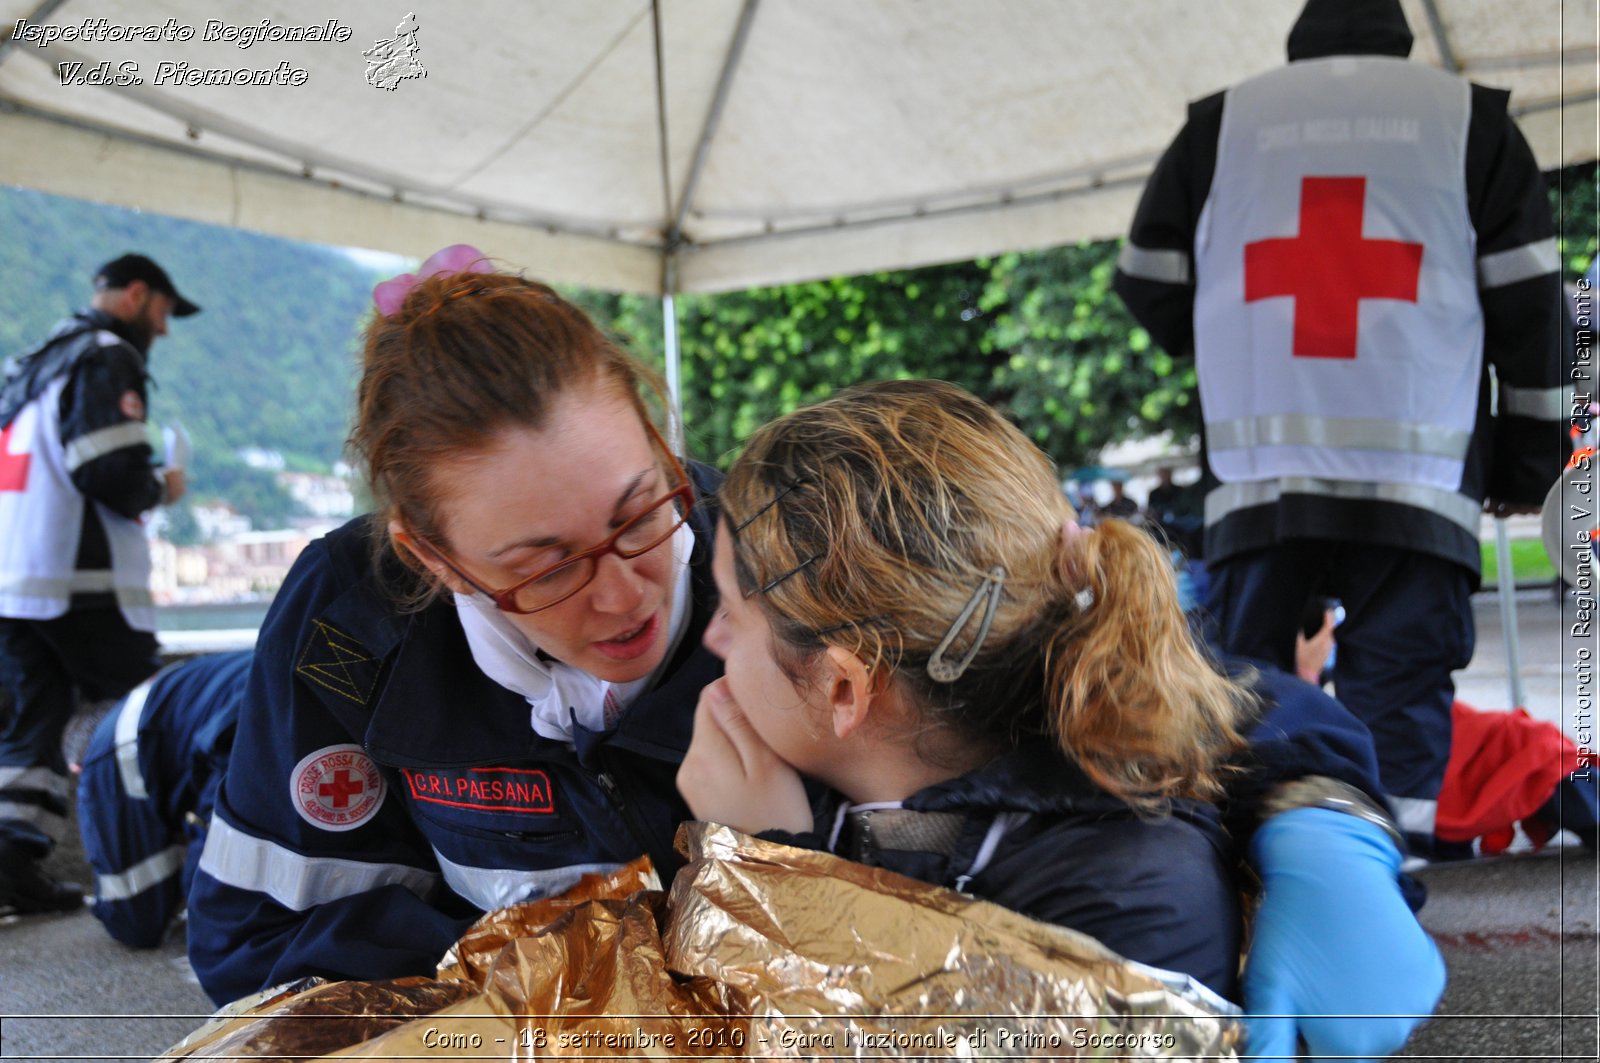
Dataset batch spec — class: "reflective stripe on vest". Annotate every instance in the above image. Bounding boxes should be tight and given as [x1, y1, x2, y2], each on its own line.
[1195, 57, 1480, 493]
[1206, 476, 1482, 534]
[1206, 413, 1471, 460]
[0, 572, 155, 603]
[197, 812, 441, 912]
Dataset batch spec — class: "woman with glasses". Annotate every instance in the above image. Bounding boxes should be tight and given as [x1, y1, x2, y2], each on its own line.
[187, 251, 721, 1005]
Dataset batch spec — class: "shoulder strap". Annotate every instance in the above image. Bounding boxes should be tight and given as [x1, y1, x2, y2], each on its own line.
[0, 322, 101, 426]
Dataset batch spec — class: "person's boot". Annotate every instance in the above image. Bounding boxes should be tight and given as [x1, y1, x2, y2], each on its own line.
[0, 840, 85, 914]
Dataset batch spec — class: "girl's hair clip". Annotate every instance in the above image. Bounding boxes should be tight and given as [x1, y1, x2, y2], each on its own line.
[927, 565, 1007, 683]
[372, 244, 493, 317]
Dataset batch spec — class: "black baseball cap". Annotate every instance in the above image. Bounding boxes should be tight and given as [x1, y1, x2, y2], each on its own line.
[94, 254, 201, 317]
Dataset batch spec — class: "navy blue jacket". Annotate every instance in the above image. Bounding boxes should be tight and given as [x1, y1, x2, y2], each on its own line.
[758, 665, 1382, 1006]
[77, 651, 251, 948]
[768, 744, 1243, 1003]
[1225, 660, 1387, 840]
[186, 470, 723, 1006]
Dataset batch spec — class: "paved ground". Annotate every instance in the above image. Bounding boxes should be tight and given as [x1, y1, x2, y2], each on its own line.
[1, 589, 1596, 1060]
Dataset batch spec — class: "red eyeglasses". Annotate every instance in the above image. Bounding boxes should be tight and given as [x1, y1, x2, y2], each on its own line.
[409, 423, 694, 614]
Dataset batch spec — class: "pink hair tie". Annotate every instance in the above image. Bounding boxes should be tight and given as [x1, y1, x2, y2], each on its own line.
[372, 244, 493, 317]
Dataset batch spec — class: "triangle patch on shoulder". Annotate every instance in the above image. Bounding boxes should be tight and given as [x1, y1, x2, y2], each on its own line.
[296, 620, 380, 707]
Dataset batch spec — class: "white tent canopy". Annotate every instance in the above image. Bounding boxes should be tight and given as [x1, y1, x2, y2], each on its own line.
[1, 0, 1595, 296]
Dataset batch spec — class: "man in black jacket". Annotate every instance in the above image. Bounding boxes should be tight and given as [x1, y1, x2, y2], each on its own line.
[1113, 0, 1567, 851]
[0, 254, 196, 913]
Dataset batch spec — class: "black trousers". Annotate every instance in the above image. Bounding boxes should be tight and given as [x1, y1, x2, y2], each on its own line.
[1206, 542, 1475, 806]
[0, 608, 160, 854]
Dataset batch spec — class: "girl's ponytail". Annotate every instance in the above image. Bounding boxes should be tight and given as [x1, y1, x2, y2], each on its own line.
[1044, 519, 1251, 810]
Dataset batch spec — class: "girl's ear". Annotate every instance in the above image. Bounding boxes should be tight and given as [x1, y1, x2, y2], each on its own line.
[820, 646, 877, 740]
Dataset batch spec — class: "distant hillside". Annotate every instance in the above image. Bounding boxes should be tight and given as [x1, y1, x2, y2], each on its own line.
[0, 185, 402, 526]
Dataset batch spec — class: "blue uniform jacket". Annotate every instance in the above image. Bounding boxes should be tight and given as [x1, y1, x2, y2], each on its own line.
[767, 744, 1244, 1003]
[77, 651, 252, 948]
[757, 664, 1383, 1006]
[187, 469, 723, 1006]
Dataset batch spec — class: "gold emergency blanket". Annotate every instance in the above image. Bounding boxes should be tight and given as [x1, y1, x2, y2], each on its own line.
[160, 823, 1241, 1059]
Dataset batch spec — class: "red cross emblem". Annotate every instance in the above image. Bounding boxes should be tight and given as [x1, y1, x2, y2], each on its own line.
[1244, 176, 1424, 360]
[319, 769, 365, 808]
[0, 422, 31, 492]
[293, 745, 385, 830]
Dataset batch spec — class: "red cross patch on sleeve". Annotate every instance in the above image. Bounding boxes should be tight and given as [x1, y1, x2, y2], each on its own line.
[291, 744, 386, 831]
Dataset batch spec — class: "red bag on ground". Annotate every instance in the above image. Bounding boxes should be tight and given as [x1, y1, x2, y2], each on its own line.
[1435, 700, 1581, 853]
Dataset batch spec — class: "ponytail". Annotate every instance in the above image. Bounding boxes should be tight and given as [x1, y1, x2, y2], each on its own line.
[1043, 519, 1251, 811]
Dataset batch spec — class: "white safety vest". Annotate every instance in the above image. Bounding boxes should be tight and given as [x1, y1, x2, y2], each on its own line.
[0, 332, 157, 630]
[1194, 56, 1480, 493]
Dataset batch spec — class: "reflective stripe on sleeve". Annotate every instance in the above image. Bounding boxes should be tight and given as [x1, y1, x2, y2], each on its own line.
[113, 677, 157, 799]
[0, 765, 70, 798]
[0, 767, 69, 838]
[64, 422, 151, 473]
[431, 848, 623, 913]
[1477, 237, 1559, 289]
[1207, 414, 1471, 460]
[1116, 242, 1192, 285]
[1206, 477, 1482, 534]
[0, 801, 67, 840]
[1499, 383, 1571, 421]
[95, 843, 186, 902]
[197, 813, 442, 912]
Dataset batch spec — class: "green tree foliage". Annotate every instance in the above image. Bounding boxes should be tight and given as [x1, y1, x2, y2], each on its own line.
[571, 264, 995, 464]
[983, 244, 1198, 463]
[581, 249, 1177, 470]
[1553, 162, 1598, 280]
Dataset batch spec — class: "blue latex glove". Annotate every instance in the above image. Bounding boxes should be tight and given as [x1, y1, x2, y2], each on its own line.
[1244, 808, 1446, 1062]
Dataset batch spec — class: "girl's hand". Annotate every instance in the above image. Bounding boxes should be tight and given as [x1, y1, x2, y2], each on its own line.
[677, 678, 813, 834]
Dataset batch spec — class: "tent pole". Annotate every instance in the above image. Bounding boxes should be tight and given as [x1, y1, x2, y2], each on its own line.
[662, 253, 684, 455]
[0, 1, 69, 69]
[1419, 0, 1463, 73]
[1494, 517, 1527, 708]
